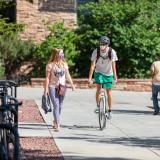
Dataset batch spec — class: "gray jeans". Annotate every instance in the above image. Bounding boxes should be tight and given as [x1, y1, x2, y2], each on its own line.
[152, 83, 160, 113]
[49, 86, 65, 123]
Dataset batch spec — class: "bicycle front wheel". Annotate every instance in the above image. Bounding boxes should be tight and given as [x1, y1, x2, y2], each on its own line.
[98, 97, 106, 130]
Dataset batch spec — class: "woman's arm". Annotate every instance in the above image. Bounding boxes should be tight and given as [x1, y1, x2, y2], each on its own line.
[112, 61, 117, 82]
[65, 68, 75, 91]
[44, 65, 51, 95]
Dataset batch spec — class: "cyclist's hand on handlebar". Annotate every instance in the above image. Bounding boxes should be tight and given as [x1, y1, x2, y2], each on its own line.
[88, 79, 93, 84]
[114, 78, 118, 84]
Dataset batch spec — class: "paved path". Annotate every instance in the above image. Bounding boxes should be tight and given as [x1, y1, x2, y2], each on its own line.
[18, 87, 160, 160]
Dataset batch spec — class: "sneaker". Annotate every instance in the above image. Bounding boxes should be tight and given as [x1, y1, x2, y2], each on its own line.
[94, 107, 99, 113]
[107, 112, 112, 120]
[153, 111, 159, 115]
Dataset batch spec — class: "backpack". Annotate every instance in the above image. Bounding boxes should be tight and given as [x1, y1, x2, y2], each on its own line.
[96, 47, 112, 63]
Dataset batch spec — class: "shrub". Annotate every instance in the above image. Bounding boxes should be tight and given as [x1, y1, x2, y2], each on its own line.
[34, 23, 79, 77]
[0, 33, 35, 78]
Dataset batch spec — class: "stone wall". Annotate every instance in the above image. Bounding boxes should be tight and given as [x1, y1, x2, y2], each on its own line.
[29, 78, 152, 92]
[77, 0, 97, 4]
[16, 0, 77, 42]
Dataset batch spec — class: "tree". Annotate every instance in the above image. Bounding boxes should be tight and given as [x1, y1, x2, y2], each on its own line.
[77, 0, 160, 78]
[0, 17, 35, 78]
[0, 33, 35, 78]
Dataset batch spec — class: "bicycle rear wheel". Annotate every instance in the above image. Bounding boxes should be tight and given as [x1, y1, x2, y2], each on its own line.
[0, 124, 19, 160]
[0, 127, 8, 160]
[98, 97, 106, 130]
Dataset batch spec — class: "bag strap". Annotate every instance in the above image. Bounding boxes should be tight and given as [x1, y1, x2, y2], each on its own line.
[108, 47, 112, 60]
[96, 47, 100, 63]
[96, 47, 112, 63]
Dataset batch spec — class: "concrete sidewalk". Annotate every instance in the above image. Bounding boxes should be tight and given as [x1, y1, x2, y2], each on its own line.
[18, 87, 160, 160]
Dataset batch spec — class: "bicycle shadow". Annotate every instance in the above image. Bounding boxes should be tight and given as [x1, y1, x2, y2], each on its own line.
[60, 124, 100, 131]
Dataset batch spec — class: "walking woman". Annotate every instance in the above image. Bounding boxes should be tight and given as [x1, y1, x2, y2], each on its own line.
[44, 48, 75, 131]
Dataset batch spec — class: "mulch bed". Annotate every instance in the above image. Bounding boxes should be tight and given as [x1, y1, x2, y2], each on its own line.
[20, 137, 64, 160]
[19, 99, 64, 160]
[18, 99, 44, 123]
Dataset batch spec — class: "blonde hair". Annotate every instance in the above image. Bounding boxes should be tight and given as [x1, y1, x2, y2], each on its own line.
[156, 56, 160, 61]
[49, 48, 66, 67]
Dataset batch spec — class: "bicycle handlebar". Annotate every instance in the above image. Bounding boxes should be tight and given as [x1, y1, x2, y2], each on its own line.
[0, 80, 18, 87]
[0, 102, 22, 111]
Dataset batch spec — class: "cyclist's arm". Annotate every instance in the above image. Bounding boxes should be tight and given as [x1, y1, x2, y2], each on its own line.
[112, 61, 117, 82]
[88, 61, 95, 82]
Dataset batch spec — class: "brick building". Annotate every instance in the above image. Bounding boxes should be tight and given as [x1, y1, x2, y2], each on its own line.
[16, 0, 77, 42]
[2, 0, 97, 42]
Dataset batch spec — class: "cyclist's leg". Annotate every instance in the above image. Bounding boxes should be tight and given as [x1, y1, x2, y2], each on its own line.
[106, 88, 113, 119]
[94, 72, 102, 106]
[106, 88, 112, 110]
[96, 84, 102, 106]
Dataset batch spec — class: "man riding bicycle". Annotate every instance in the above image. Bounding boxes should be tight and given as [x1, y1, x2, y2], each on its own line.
[88, 36, 118, 119]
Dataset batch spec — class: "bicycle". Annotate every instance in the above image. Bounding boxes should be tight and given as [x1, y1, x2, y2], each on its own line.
[0, 115, 19, 160]
[93, 81, 113, 130]
[0, 80, 18, 98]
[0, 81, 21, 160]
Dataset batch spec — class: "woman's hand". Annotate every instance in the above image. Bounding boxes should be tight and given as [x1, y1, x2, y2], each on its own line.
[44, 90, 48, 96]
[71, 84, 75, 91]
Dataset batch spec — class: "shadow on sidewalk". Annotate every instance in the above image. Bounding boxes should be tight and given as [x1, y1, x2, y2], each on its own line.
[56, 133, 160, 150]
[19, 123, 53, 130]
[63, 156, 138, 160]
[113, 109, 153, 115]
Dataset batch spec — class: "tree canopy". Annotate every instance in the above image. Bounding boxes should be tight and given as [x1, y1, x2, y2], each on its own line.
[77, 0, 160, 78]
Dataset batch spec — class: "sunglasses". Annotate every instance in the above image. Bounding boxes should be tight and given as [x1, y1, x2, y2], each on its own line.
[100, 43, 107, 46]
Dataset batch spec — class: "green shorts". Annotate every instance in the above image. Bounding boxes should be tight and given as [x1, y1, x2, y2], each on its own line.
[94, 72, 113, 89]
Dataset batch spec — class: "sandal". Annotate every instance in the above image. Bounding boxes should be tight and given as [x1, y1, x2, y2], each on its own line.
[53, 121, 59, 131]
[54, 128, 59, 132]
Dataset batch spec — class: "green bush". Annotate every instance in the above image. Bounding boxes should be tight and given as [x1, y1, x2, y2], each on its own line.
[34, 23, 79, 77]
[0, 32, 35, 78]
[0, 66, 5, 78]
[77, 0, 160, 78]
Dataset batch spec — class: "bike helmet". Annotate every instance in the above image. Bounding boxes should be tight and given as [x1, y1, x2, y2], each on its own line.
[100, 36, 110, 44]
